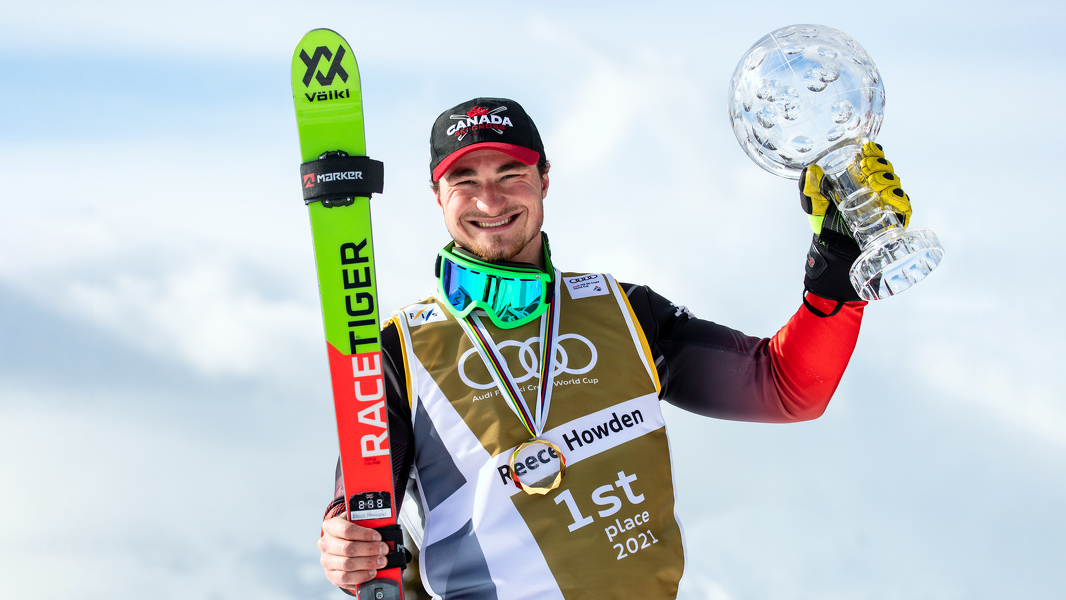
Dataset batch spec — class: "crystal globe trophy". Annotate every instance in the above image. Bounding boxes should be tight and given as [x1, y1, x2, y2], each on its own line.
[728, 24, 944, 301]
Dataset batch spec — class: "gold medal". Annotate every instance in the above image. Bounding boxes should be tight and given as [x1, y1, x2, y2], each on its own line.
[508, 439, 566, 495]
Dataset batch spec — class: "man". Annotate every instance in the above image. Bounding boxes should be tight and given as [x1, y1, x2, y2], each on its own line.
[319, 97, 907, 598]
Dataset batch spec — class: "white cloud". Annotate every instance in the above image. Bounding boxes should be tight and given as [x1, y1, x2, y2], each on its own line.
[0, 141, 323, 380]
[678, 572, 735, 600]
[914, 323, 1066, 446]
[0, 395, 337, 599]
[64, 263, 320, 377]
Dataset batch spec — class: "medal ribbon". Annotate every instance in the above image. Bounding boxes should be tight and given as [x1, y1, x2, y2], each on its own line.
[457, 284, 560, 440]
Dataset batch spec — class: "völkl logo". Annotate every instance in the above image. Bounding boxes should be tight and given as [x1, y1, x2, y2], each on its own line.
[299, 45, 349, 87]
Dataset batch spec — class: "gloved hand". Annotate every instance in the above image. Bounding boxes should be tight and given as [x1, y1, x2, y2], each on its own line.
[799, 141, 911, 303]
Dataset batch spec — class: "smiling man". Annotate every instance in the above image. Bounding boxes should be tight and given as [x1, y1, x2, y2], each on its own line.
[318, 97, 904, 599]
[434, 147, 547, 266]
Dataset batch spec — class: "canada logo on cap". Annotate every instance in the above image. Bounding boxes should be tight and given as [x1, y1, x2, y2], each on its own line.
[446, 105, 515, 141]
[430, 97, 545, 181]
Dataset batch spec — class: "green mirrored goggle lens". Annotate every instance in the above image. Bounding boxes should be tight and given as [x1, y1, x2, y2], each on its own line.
[439, 256, 549, 327]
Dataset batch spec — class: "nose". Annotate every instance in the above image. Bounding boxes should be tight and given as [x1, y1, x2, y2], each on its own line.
[475, 182, 506, 215]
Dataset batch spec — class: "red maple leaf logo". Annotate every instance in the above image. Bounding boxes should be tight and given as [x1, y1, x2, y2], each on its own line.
[467, 106, 489, 118]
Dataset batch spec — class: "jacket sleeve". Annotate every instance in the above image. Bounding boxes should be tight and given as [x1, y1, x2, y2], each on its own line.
[328, 320, 414, 515]
[622, 283, 865, 423]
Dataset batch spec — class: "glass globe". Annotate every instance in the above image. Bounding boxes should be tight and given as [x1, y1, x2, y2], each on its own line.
[727, 24, 944, 301]
[728, 24, 885, 179]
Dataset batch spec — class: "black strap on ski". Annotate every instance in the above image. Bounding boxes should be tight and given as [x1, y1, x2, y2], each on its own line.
[300, 152, 384, 206]
[375, 524, 412, 571]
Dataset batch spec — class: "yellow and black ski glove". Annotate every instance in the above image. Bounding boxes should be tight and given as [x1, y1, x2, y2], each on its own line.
[800, 141, 911, 302]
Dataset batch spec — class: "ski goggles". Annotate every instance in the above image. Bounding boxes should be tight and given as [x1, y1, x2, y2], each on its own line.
[435, 242, 554, 329]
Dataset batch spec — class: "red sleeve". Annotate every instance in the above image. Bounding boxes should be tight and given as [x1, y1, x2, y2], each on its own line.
[767, 293, 865, 420]
[623, 284, 865, 423]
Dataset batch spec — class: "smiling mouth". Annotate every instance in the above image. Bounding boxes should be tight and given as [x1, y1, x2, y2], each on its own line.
[473, 214, 518, 229]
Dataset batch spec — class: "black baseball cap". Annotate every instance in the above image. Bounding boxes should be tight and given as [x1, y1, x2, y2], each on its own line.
[430, 97, 545, 182]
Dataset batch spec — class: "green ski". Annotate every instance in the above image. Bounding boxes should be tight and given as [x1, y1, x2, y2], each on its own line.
[291, 28, 404, 600]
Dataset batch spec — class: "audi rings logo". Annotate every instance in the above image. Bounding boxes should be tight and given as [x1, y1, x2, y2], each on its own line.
[459, 334, 598, 391]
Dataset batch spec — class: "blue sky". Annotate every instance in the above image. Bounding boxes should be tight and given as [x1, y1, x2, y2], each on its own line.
[1, 1, 1064, 598]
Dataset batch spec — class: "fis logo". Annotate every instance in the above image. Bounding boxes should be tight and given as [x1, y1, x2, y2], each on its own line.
[446, 105, 515, 140]
[405, 303, 447, 327]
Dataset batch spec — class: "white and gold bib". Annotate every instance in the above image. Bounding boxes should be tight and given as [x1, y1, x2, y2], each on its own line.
[394, 272, 686, 599]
